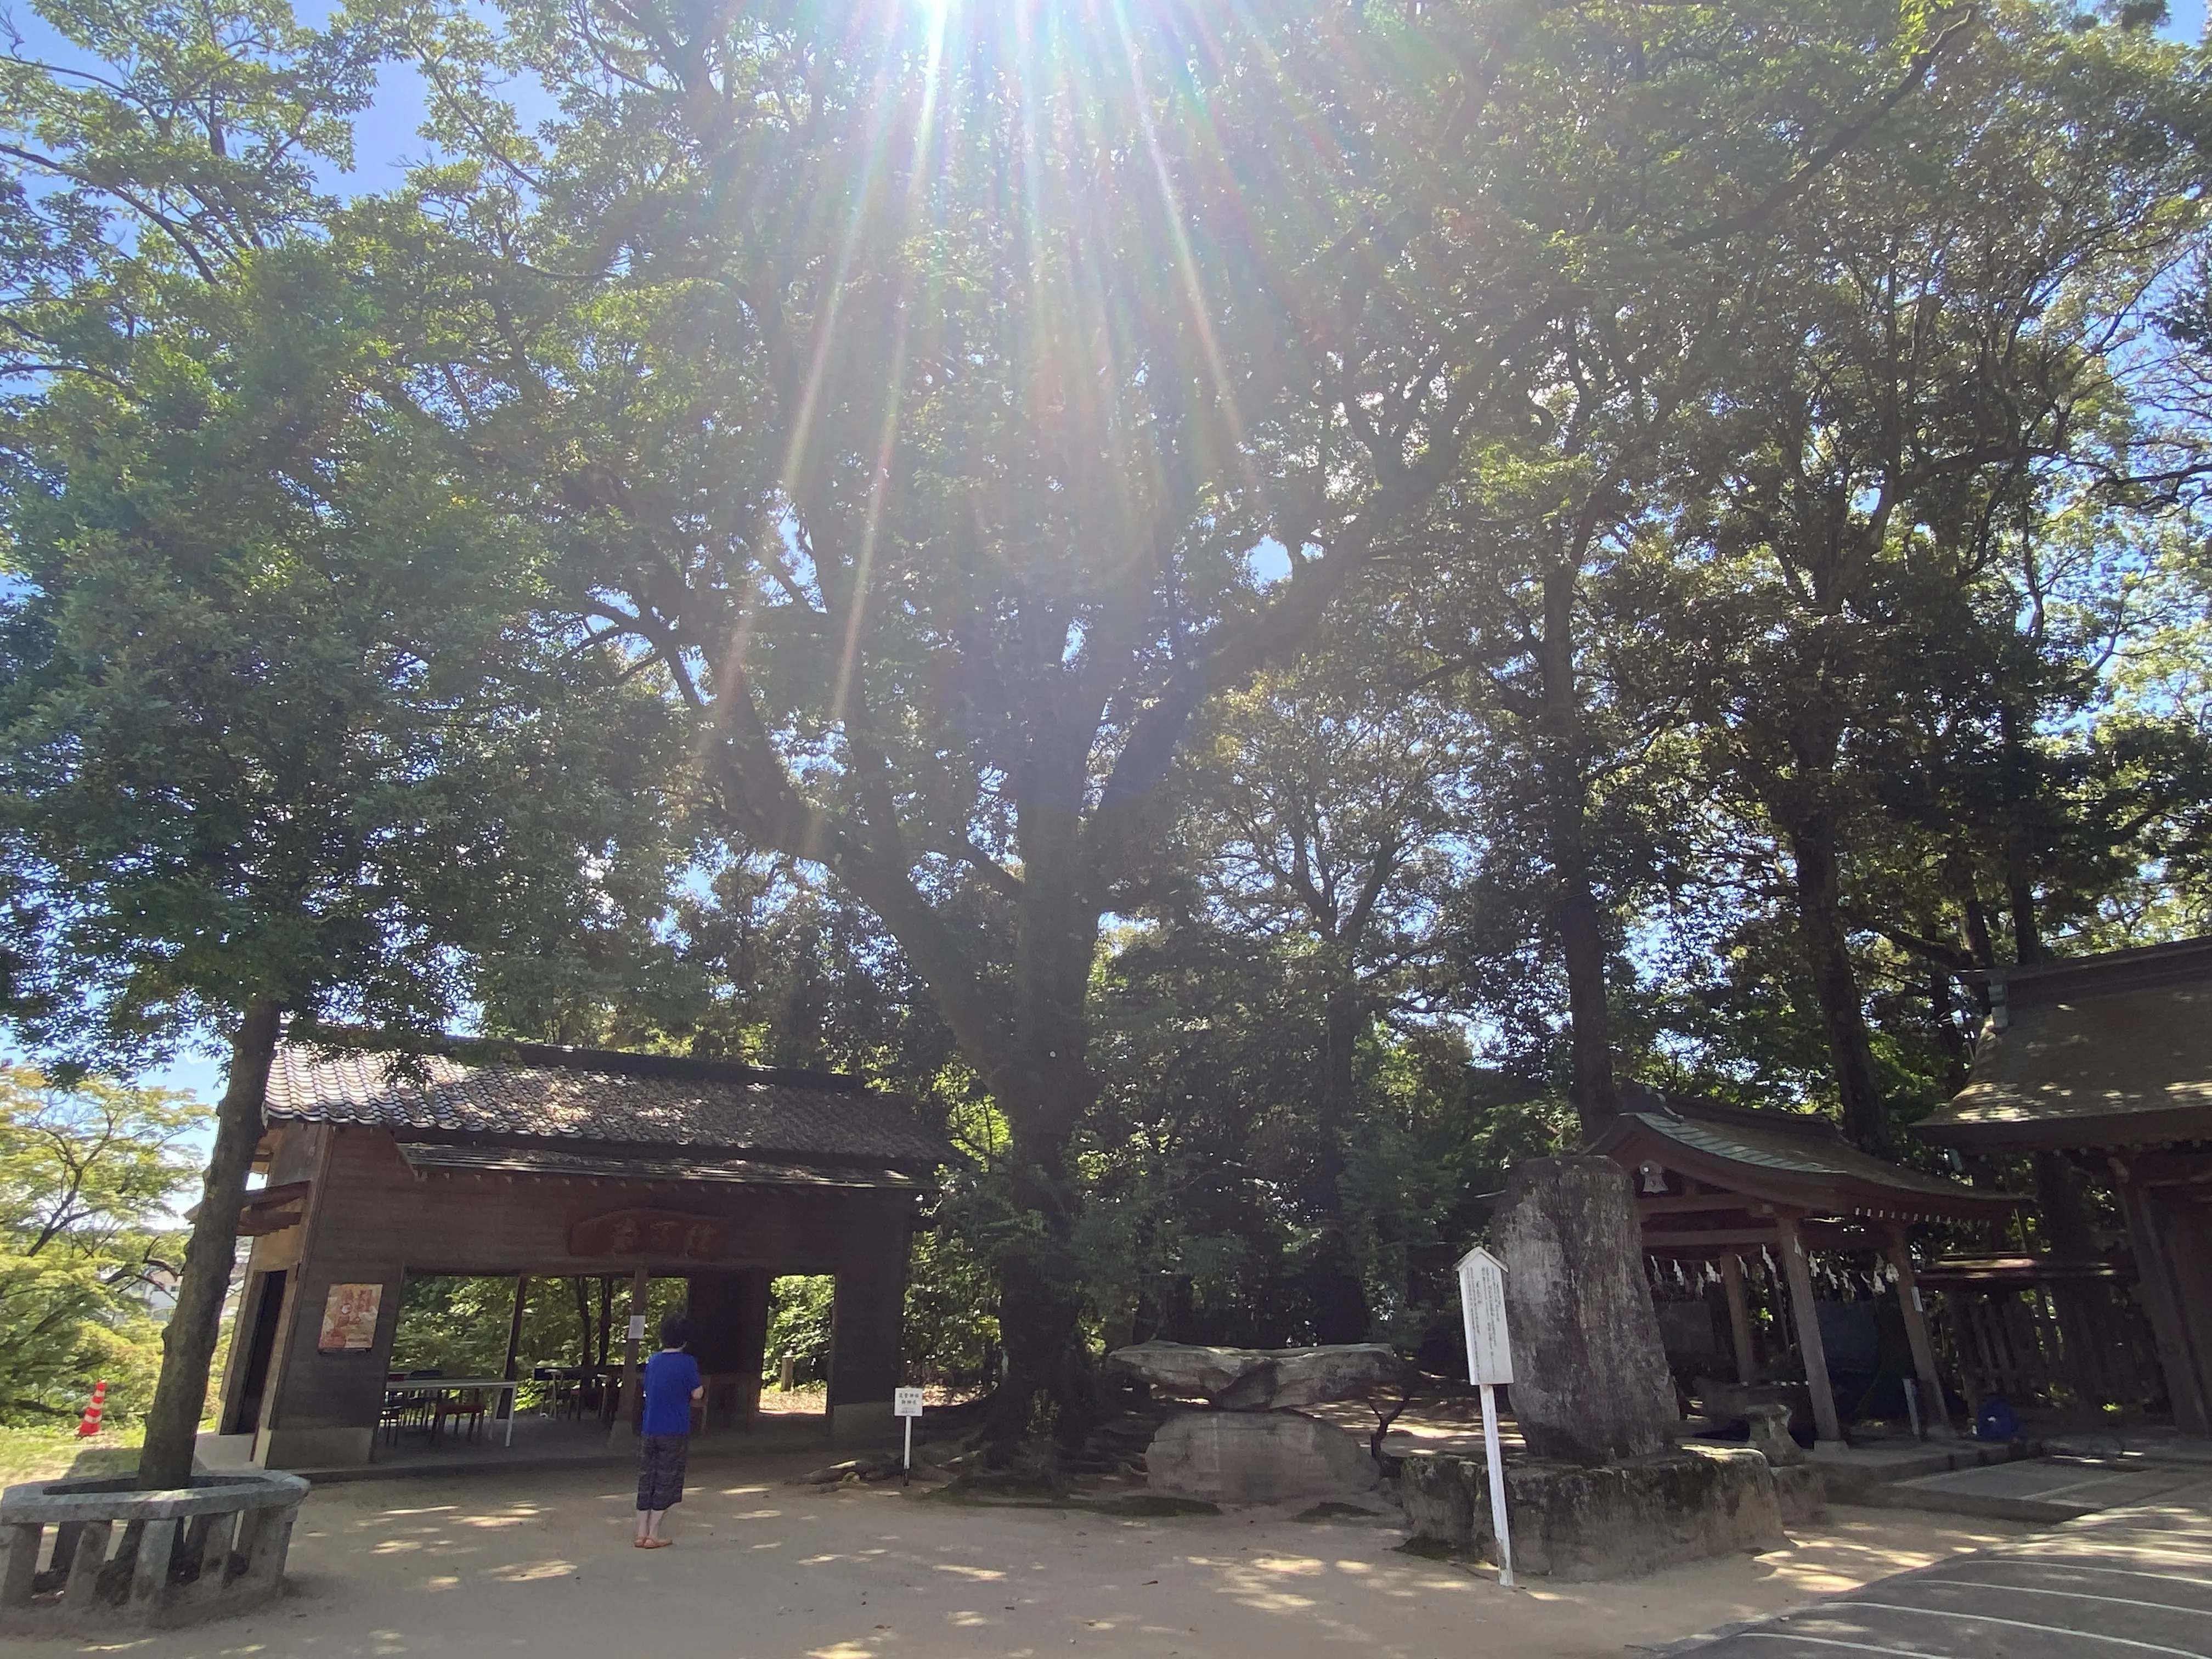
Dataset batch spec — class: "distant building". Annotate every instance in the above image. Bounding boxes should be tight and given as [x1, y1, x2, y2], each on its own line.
[1915, 936, 2212, 1434]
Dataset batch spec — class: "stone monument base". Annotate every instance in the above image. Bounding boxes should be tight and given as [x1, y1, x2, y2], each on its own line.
[1770, 1462, 1827, 1527]
[1399, 1446, 1785, 1579]
[1147, 1410, 1382, 1506]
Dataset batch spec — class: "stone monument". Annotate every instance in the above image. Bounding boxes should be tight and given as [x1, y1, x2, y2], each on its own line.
[1107, 1342, 1407, 1506]
[1400, 1157, 1787, 1577]
[1492, 1155, 1680, 1464]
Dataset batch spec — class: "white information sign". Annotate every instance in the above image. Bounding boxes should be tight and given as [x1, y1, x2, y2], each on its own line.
[627, 1314, 647, 1341]
[894, 1386, 924, 1477]
[1453, 1244, 1518, 1589]
[1455, 1246, 1513, 1385]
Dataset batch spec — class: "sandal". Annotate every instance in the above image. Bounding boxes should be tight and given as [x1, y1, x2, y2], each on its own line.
[635, 1537, 673, 1549]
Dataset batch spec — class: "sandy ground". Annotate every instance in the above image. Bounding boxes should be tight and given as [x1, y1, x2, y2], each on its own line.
[17, 1450, 2024, 1659]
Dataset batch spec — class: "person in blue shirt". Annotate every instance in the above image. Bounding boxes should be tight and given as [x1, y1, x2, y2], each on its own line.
[635, 1313, 703, 1548]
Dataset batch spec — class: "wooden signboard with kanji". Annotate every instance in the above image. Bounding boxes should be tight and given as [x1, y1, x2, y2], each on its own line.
[568, 1209, 730, 1261]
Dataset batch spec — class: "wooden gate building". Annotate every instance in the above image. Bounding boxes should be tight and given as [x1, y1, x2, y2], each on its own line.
[217, 1037, 948, 1469]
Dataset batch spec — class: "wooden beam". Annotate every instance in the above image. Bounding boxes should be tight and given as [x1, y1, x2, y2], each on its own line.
[1719, 1251, 1758, 1385]
[1643, 1227, 1782, 1249]
[1776, 1211, 1843, 1447]
[1637, 1194, 1759, 1216]
[1885, 1226, 1953, 1440]
[1645, 1221, 1878, 1254]
[2125, 1148, 2212, 1188]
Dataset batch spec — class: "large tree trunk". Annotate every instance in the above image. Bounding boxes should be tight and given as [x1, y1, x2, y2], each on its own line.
[1555, 879, 1618, 1140]
[138, 997, 282, 1490]
[984, 1051, 1096, 1452]
[1787, 820, 1891, 1156]
[983, 785, 1106, 1452]
[1537, 558, 1618, 1141]
[1308, 973, 1373, 1344]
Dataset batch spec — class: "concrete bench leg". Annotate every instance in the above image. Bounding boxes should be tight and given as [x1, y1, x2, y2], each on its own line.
[129, 1516, 178, 1609]
[1, 1522, 40, 1610]
[180, 1511, 234, 1602]
[236, 1502, 296, 1593]
[48, 1519, 83, 1578]
[61, 1519, 111, 1608]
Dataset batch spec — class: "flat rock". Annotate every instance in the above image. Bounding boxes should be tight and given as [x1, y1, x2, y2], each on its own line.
[1106, 1341, 1409, 1409]
[1146, 1410, 1383, 1506]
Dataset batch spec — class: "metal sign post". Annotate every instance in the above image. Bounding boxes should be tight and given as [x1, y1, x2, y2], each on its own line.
[1454, 1245, 1516, 1588]
[894, 1386, 924, 1483]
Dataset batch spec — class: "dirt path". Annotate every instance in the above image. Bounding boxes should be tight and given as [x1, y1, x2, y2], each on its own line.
[15, 1454, 2023, 1658]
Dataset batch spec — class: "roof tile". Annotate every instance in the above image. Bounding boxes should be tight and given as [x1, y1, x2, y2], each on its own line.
[266, 1041, 950, 1169]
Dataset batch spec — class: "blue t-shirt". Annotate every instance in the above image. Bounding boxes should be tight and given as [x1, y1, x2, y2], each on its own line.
[640, 1350, 702, 1437]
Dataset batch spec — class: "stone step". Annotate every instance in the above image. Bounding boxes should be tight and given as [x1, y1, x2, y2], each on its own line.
[1801, 1436, 2034, 1504]
[1858, 1455, 2212, 1524]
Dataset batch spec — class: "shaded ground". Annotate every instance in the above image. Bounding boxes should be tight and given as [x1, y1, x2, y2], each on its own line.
[0, 1422, 143, 1488]
[9, 1446, 2022, 1659]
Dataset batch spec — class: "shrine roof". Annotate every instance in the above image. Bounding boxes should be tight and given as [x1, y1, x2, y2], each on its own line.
[266, 1034, 952, 1173]
[1592, 1097, 2021, 1224]
[1914, 936, 2212, 1152]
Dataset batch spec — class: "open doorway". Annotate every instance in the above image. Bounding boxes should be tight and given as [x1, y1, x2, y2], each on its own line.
[222, 1269, 287, 1436]
[762, 1274, 833, 1419]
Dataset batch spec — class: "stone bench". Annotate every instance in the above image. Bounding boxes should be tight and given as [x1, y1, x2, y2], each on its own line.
[0, 1470, 309, 1635]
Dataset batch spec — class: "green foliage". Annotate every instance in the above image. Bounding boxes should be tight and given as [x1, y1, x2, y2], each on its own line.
[390, 1273, 690, 1396]
[0, 223, 687, 1057]
[388, 1277, 524, 1381]
[764, 1276, 833, 1387]
[905, 1229, 999, 1388]
[0, 1068, 201, 1423]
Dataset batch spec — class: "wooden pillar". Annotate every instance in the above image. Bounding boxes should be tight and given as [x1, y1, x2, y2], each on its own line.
[500, 1276, 529, 1426]
[824, 1199, 913, 1443]
[1719, 1252, 1758, 1385]
[1775, 1211, 1843, 1448]
[684, 1269, 771, 1431]
[1884, 1225, 1953, 1438]
[607, 1265, 648, 1448]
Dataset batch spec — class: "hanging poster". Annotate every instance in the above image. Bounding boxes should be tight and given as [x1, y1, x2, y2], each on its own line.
[318, 1282, 383, 1352]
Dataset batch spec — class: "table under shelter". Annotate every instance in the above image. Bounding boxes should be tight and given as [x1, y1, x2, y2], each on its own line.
[214, 1034, 949, 1470]
[1914, 935, 2212, 1434]
[1590, 1094, 2023, 1447]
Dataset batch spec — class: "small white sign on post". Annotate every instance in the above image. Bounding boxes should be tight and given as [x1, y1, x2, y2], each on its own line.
[894, 1386, 924, 1476]
[1454, 1246, 1517, 1589]
[627, 1314, 647, 1341]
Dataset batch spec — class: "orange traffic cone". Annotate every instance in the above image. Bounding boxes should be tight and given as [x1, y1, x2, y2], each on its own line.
[75, 1379, 107, 1438]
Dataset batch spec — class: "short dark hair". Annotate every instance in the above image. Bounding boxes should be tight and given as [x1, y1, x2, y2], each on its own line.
[659, 1312, 693, 1350]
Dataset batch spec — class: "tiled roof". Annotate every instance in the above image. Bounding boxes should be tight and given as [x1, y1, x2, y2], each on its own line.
[266, 1038, 951, 1170]
[1624, 1111, 1991, 1201]
[1592, 1097, 2021, 1222]
[393, 1142, 921, 1190]
[1916, 971, 2212, 1149]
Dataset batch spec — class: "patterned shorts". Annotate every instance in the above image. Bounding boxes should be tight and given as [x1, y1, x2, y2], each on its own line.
[637, 1434, 690, 1511]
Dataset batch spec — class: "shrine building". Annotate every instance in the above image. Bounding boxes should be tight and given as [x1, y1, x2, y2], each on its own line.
[215, 1036, 947, 1469]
